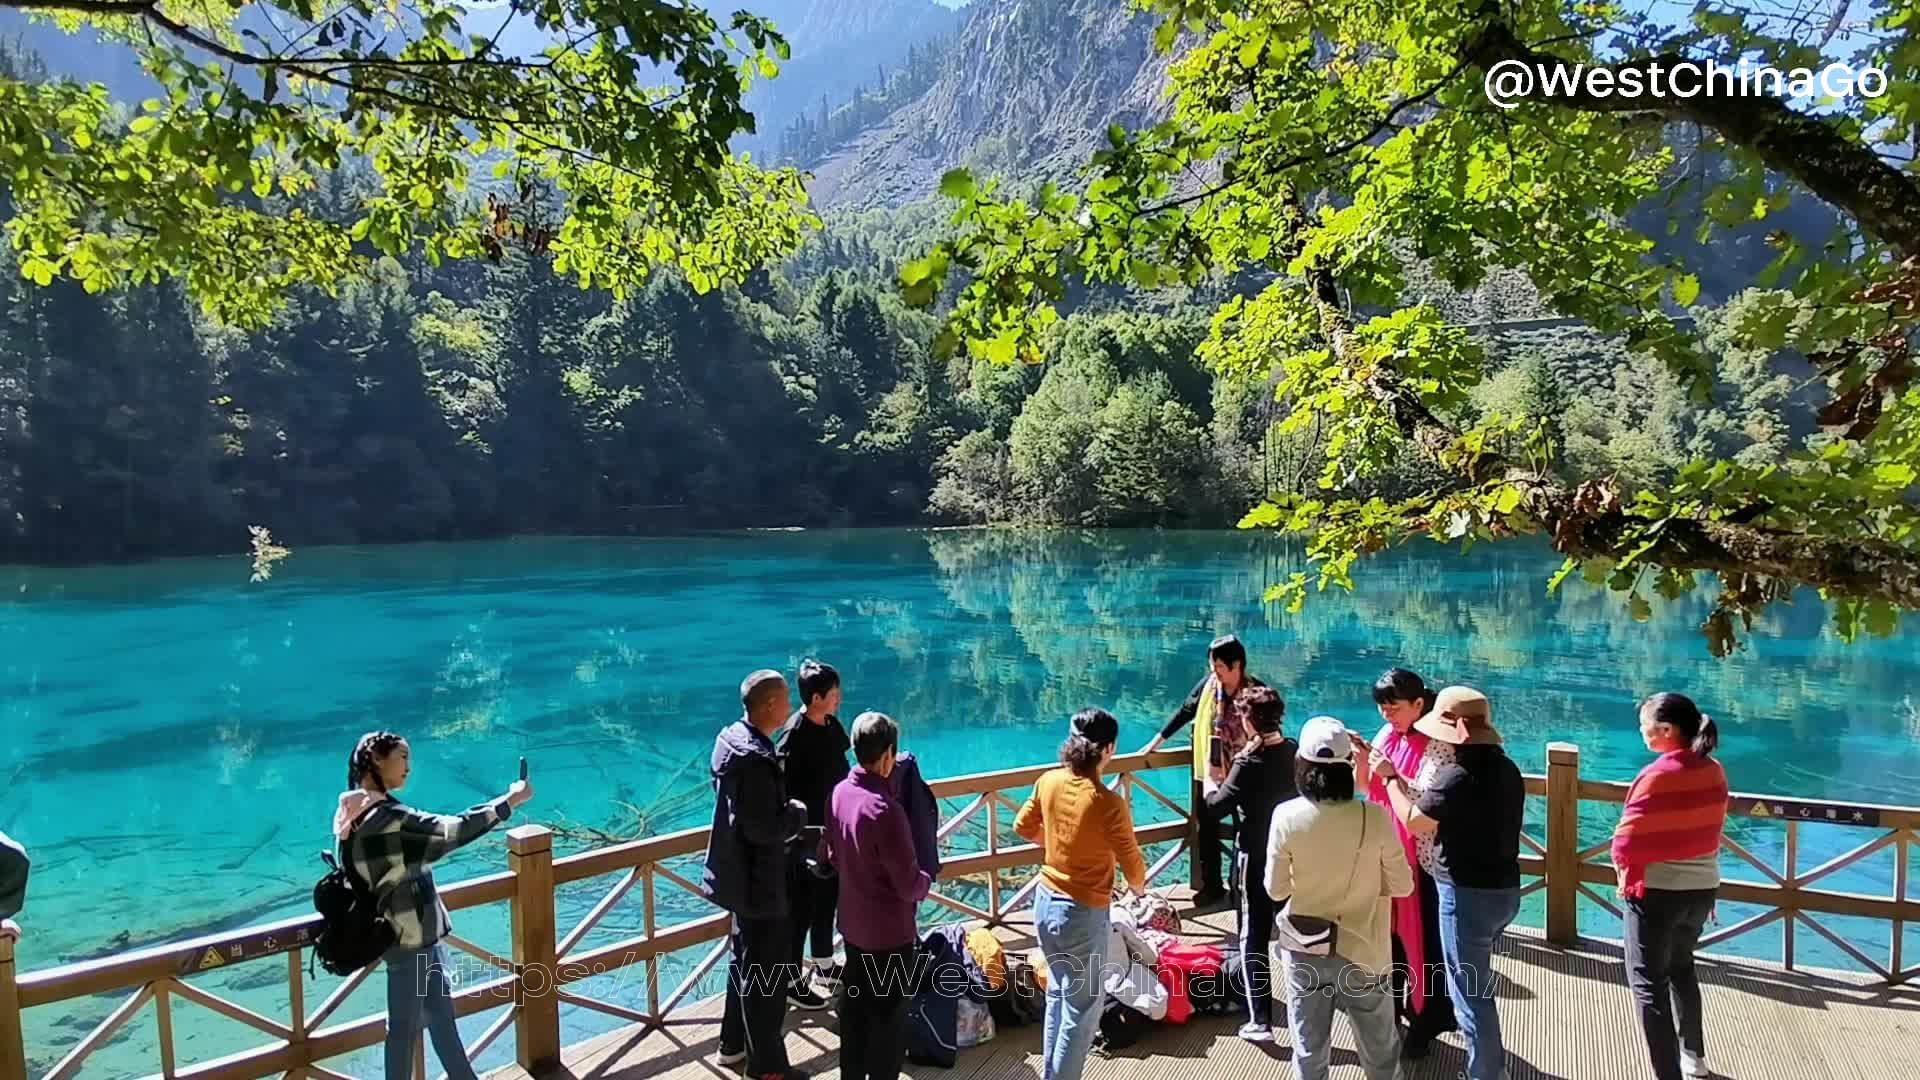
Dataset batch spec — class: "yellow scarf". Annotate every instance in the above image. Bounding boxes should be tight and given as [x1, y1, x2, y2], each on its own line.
[1191, 674, 1221, 781]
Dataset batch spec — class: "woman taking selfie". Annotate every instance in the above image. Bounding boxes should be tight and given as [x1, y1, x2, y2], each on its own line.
[334, 732, 533, 1080]
[1612, 693, 1728, 1080]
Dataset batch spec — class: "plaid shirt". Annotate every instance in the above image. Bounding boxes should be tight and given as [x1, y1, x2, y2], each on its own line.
[344, 797, 512, 948]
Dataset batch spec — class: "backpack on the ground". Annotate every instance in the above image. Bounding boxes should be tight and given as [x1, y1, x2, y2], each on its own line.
[1090, 1000, 1151, 1054]
[905, 929, 966, 1067]
[311, 809, 395, 976]
[991, 957, 1045, 1028]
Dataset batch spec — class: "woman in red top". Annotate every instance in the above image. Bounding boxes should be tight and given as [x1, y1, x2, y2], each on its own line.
[1612, 692, 1727, 1080]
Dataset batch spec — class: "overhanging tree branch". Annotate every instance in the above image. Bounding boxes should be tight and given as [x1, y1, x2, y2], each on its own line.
[1273, 191, 1920, 608]
[1465, 21, 1920, 254]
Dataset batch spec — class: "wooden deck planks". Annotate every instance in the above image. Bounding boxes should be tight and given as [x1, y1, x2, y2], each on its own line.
[488, 902, 1920, 1080]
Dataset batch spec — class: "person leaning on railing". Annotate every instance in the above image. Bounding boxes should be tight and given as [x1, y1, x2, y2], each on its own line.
[1016, 708, 1148, 1080]
[1612, 692, 1728, 1080]
[1138, 633, 1265, 910]
[334, 731, 533, 1080]
[0, 828, 27, 942]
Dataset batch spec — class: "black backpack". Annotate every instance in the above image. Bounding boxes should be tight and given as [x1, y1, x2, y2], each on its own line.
[1091, 1001, 1151, 1054]
[311, 806, 395, 976]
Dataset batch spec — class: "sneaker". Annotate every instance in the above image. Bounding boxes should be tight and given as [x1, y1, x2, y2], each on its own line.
[787, 983, 830, 1010]
[1681, 1050, 1709, 1077]
[1189, 884, 1230, 912]
[812, 960, 844, 993]
[717, 1046, 746, 1066]
[1238, 1022, 1272, 1043]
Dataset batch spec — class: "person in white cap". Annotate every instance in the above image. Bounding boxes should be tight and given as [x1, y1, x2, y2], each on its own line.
[1265, 715, 1413, 1080]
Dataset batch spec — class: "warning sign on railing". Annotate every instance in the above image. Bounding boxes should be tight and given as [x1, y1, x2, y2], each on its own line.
[1731, 797, 1880, 827]
[175, 926, 312, 976]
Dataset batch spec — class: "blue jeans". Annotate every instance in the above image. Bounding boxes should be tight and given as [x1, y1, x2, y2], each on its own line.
[1034, 886, 1109, 1080]
[1436, 882, 1522, 1080]
[1280, 950, 1400, 1080]
[384, 943, 477, 1080]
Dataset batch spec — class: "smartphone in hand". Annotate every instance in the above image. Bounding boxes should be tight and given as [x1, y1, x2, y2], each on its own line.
[519, 756, 529, 782]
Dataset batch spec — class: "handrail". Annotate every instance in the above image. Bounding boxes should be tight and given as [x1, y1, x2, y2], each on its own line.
[0, 747, 1194, 1079]
[4, 741, 1916, 1080]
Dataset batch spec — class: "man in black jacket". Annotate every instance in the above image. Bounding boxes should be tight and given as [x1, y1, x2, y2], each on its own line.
[704, 670, 810, 1080]
[776, 658, 850, 1008]
[1140, 633, 1267, 908]
[1200, 687, 1295, 1041]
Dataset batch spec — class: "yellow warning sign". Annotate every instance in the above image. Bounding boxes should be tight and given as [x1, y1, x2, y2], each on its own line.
[1750, 803, 1771, 818]
[198, 947, 227, 970]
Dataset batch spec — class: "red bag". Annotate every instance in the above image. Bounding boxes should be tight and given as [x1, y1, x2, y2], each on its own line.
[1153, 942, 1223, 1025]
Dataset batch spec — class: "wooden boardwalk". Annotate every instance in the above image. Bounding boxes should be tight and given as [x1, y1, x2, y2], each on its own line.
[485, 894, 1920, 1080]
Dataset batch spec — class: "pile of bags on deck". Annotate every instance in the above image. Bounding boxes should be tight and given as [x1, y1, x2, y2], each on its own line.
[895, 889, 1247, 1066]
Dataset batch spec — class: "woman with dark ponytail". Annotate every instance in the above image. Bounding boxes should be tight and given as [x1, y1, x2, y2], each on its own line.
[333, 732, 532, 1080]
[1014, 708, 1147, 1080]
[1611, 693, 1727, 1080]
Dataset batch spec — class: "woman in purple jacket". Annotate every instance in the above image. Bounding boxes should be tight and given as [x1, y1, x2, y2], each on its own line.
[822, 712, 935, 1080]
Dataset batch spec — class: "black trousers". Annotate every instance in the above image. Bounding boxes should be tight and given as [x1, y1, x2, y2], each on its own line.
[1235, 850, 1277, 1026]
[1195, 782, 1232, 891]
[720, 914, 794, 1074]
[790, 869, 840, 981]
[1390, 868, 1458, 1044]
[839, 942, 915, 1080]
[1624, 887, 1715, 1080]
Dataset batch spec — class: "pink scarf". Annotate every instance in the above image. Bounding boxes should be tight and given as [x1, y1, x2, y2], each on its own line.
[1365, 727, 1429, 1012]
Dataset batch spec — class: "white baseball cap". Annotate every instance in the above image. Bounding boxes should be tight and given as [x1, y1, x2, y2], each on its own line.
[1298, 715, 1353, 764]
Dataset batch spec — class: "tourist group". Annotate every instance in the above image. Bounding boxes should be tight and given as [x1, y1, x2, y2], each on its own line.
[0, 637, 1731, 1080]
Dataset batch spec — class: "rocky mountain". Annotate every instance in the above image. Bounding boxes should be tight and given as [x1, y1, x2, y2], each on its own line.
[737, 0, 966, 158]
[0, 1, 962, 160]
[803, 0, 1176, 209]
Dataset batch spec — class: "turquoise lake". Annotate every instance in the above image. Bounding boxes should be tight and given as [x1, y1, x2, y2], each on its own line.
[4, 529, 1918, 1077]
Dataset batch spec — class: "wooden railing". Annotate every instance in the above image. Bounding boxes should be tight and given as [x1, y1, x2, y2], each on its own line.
[4, 741, 1916, 1080]
[0, 749, 1193, 1080]
[1533, 742, 1919, 982]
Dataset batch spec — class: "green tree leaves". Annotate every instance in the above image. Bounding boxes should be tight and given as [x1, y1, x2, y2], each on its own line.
[902, 0, 1920, 652]
[1, 0, 819, 325]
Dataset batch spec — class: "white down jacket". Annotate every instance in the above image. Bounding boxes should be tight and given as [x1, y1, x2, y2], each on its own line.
[1102, 920, 1169, 1020]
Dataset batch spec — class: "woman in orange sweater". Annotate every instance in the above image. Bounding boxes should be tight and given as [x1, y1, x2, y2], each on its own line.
[1015, 708, 1148, 1080]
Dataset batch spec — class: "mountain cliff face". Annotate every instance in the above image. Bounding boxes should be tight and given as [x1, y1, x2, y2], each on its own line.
[0, 2, 960, 160]
[738, 0, 965, 157]
[804, 0, 1176, 209]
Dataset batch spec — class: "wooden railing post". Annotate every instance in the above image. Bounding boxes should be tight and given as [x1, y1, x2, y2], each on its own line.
[1546, 742, 1581, 946]
[509, 825, 560, 1075]
[1188, 774, 1205, 892]
[0, 933, 24, 1080]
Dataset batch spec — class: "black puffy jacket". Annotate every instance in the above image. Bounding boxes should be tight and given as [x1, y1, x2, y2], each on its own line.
[701, 720, 805, 920]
